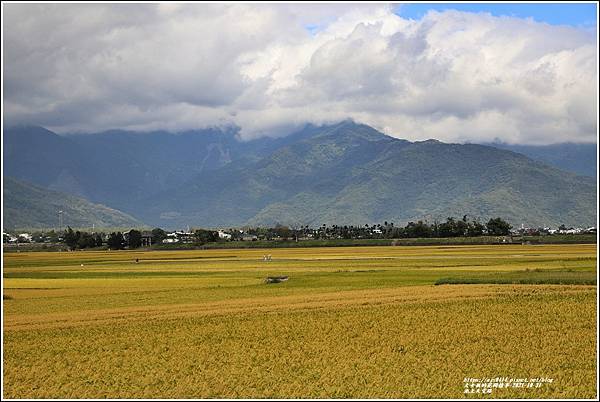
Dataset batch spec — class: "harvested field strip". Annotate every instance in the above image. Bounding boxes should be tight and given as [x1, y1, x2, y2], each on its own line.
[4, 284, 594, 331]
[3, 285, 596, 399]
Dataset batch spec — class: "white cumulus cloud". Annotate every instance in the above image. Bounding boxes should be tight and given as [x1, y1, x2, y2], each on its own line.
[2, 3, 597, 144]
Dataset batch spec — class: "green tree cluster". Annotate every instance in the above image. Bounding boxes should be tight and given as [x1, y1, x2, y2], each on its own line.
[63, 227, 103, 250]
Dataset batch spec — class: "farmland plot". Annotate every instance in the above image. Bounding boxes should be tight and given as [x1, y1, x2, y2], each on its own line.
[3, 244, 597, 398]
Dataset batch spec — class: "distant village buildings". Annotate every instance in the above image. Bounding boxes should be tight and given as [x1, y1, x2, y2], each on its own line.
[513, 226, 596, 236]
[141, 231, 153, 247]
[2, 224, 597, 246]
[163, 230, 195, 244]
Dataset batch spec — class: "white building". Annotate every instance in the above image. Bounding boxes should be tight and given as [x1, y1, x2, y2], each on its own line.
[18, 233, 32, 242]
[218, 230, 232, 240]
[162, 236, 178, 244]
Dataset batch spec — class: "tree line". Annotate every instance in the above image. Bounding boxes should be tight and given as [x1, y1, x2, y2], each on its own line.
[61, 227, 219, 250]
[57, 216, 512, 250]
[272, 216, 512, 240]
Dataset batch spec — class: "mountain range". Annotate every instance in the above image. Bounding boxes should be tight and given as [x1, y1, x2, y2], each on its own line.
[3, 122, 597, 230]
[3, 176, 142, 230]
[485, 142, 596, 178]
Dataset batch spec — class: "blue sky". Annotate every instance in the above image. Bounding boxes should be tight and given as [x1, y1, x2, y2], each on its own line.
[394, 3, 597, 27]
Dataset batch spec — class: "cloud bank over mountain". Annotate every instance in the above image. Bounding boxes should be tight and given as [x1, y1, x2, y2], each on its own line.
[3, 3, 597, 144]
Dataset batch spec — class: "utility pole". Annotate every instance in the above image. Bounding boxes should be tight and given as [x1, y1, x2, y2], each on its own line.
[58, 210, 63, 232]
[521, 223, 525, 245]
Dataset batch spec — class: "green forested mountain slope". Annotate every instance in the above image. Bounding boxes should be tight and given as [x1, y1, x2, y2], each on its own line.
[140, 122, 596, 228]
[4, 122, 597, 229]
[3, 176, 143, 230]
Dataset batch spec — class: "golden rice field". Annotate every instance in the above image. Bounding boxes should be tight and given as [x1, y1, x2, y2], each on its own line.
[2, 244, 597, 398]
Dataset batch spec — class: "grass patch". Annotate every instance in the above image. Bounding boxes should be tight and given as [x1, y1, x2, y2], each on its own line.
[435, 269, 597, 286]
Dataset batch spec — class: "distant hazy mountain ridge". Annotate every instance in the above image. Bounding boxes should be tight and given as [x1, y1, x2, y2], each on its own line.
[3, 176, 142, 230]
[3, 122, 597, 229]
[486, 142, 597, 178]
